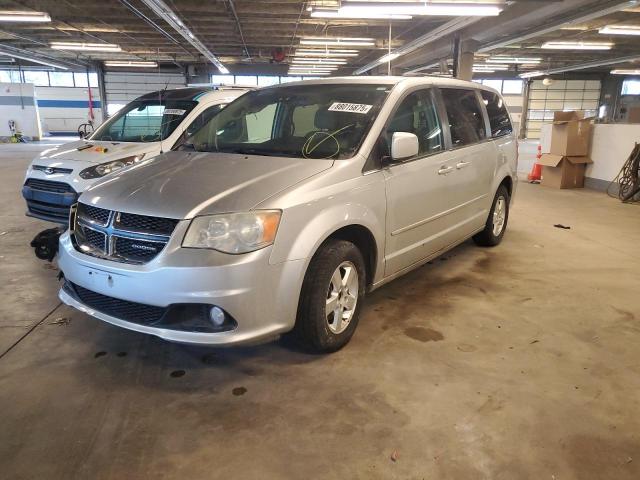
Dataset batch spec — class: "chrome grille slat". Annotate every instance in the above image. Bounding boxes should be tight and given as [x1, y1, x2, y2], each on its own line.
[72, 202, 178, 264]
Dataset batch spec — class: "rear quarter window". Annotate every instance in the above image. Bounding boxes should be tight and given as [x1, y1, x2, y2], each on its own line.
[440, 88, 487, 147]
[480, 90, 513, 138]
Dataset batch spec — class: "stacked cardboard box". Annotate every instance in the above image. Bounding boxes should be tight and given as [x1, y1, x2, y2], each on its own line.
[538, 112, 593, 189]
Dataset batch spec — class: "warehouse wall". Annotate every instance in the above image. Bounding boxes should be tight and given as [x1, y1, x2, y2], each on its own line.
[104, 72, 186, 115]
[36, 86, 101, 135]
[0, 82, 42, 139]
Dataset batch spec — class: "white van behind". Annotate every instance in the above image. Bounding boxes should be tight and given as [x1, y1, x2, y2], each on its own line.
[22, 86, 250, 223]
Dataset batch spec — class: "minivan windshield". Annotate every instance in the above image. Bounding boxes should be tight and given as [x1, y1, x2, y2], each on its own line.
[91, 99, 198, 142]
[187, 84, 390, 159]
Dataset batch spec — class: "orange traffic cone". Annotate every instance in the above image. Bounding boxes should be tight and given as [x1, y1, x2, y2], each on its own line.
[528, 145, 542, 183]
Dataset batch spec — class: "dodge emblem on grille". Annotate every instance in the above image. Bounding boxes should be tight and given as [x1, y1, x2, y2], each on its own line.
[131, 243, 157, 252]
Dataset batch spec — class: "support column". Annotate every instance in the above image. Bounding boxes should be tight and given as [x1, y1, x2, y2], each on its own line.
[453, 38, 476, 81]
[96, 65, 108, 122]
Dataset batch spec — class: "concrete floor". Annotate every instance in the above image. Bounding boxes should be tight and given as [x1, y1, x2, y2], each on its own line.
[1, 141, 639, 480]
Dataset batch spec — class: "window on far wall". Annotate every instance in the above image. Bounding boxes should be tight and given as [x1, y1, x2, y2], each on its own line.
[502, 80, 523, 95]
[481, 79, 503, 92]
[234, 75, 258, 86]
[280, 76, 301, 83]
[23, 70, 49, 86]
[49, 71, 74, 87]
[211, 74, 234, 85]
[621, 79, 640, 95]
[0, 70, 21, 83]
[257, 76, 280, 86]
[73, 72, 88, 87]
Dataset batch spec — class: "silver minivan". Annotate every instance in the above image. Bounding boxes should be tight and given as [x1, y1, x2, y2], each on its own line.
[57, 76, 517, 353]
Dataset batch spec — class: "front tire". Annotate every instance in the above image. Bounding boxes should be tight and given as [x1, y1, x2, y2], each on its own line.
[473, 184, 510, 247]
[294, 239, 366, 353]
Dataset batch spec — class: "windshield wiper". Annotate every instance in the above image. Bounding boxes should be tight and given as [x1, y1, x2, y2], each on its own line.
[177, 143, 197, 152]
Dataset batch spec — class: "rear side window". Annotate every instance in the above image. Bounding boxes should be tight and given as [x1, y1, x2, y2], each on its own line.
[480, 90, 513, 138]
[440, 88, 486, 147]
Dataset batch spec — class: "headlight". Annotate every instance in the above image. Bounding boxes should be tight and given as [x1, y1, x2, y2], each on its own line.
[182, 211, 281, 254]
[79, 154, 145, 179]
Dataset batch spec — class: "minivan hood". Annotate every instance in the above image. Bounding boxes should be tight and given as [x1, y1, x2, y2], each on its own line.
[81, 151, 333, 219]
[33, 140, 151, 166]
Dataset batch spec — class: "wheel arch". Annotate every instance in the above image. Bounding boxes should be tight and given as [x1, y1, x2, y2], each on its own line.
[322, 224, 378, 288]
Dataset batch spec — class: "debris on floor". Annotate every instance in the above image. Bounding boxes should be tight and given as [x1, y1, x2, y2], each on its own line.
[48, 317, 69, 326]
[553, 224, 571, 229]
[390, 450, 399, 462]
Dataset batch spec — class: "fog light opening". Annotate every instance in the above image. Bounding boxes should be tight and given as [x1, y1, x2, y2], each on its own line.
[209, 306, 226, 327]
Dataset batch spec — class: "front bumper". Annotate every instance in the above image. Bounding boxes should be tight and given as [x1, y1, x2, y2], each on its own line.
[22, 182, 78, 224]
[57, 231, 307, 345]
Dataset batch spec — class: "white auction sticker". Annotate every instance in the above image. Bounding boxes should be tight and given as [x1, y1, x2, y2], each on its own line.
[164, 109, 186, 115]
[327, 102, 373, 114]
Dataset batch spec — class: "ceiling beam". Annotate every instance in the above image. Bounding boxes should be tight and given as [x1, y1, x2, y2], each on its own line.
[353, 16, 482, 75]
[527, 53, 640, 75]
[477, 0, 640, 52]
[139, 0, 229, 73]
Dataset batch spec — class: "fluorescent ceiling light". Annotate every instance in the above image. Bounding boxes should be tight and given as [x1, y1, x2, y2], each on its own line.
[291, 59, 348, 64]
[310, 9, 412, 20]
[0, 10, 51, 22]
[474, 65, 508, 70]
[50, 42, 121, 52]
[0, 51, 68, 69]
[487, 56, 541, 64]
[611, 69, 640, 74]
[379, 52, 399, 64]
[104, 61, 158, 68]
[473, 69, 495, 73]
[599, 25, 640, 35]
[295, 51, 358, 57]
[541, 41, 614, 50]
[519, 71, 545, 78]
[289, 66, 338, 71]
[289, 71, 331, 76]
[300, 37, 375, 47]
[338, 2, 503, 17]
[296, 48, 359, 54]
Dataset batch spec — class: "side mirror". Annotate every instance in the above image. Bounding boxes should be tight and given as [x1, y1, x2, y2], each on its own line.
[390, 132, 419, 162]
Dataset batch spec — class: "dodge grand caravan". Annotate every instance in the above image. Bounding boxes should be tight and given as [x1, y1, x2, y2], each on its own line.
[22, 86, 249, 223]
[58, 77, 517, 353]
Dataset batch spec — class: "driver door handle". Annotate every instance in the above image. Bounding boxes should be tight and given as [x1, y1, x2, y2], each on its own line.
[456, 161, 471, 169]
[438, 166, 454, 175]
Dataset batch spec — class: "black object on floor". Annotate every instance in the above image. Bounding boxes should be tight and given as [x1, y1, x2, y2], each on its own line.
[554, 224, 571, 229]
[31, 226, 66, 261]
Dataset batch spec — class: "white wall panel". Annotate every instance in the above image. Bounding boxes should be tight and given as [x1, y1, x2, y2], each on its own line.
[104, 72, 186, 107]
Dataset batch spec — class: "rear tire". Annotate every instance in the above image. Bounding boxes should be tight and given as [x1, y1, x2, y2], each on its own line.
[294, 239, 366, 353]
[473, 184, 510, 247]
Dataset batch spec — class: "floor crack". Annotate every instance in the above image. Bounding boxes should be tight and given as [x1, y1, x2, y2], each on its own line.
[0, 302, 62, 360]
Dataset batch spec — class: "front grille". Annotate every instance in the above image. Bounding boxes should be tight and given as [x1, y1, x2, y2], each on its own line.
[77, 203, 110, 226]
[32, 165, 73, 174]
[68, 282, 166, 324]
[115, 212, 179, 235]
[114, 236, 165, 262]
[83, 227, 107, 252]
[27, 200, 72, 222]
[73, 202, 178, 265]
[25, 178, 74, 193]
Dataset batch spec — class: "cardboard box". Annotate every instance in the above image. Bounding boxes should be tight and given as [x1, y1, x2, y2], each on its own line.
[550, 111, 593, 156]
[538, 153, 593, 189]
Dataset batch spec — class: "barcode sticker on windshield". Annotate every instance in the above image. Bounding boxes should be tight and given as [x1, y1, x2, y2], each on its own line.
[164, 109, 186, 116]
[328, 102, 373, 114]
